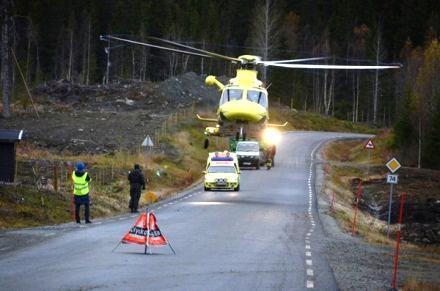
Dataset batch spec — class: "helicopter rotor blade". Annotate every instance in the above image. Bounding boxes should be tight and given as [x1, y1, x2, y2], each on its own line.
[259, 57, 328, 65]
[266, 63, 402, 70]
[148, 36, 241, 63]
[102, 35, 213, 59]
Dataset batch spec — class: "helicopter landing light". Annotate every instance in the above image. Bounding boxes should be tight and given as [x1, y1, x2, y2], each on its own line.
[263, 128, 282, 145]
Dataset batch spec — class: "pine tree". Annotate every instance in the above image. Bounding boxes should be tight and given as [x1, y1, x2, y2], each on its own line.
[423, 96, 440, 169]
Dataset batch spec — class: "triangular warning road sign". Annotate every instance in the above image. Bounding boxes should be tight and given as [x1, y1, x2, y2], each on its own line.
[141, 135, 154, 147]
[117, 210, 175, 254]
[365, 139, 375, 149]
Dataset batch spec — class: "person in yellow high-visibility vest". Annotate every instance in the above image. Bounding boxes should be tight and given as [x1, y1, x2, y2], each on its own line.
[72, 162, 92, 224]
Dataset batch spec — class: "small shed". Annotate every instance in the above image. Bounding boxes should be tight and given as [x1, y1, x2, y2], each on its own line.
[0, 129, 24, 183]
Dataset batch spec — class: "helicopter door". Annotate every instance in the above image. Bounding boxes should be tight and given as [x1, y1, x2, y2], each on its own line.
[220, 89, 243, 105]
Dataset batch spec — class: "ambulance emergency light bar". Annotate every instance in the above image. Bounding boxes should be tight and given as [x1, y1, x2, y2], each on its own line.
[211, 156, 234, 162]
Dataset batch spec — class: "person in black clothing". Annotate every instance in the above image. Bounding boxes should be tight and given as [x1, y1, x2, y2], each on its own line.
[128, 164, 146, 213]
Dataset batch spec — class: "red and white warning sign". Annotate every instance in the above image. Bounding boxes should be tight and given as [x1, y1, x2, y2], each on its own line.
[115, 210, 175, 254]
[364, 139, 375, 149]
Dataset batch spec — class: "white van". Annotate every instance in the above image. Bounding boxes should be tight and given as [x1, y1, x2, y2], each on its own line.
[235, 141, 264, 169]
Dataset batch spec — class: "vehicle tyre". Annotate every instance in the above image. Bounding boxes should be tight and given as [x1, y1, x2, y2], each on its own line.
[234, 184, 240, 191]
[204, 185, 209, 191]
[256, 160, 260, 170]
[204, 138, 209, 149]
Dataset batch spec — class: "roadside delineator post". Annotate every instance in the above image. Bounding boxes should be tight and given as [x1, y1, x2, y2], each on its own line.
[391, 192, 406, 289]
[351, 180, 363, 236]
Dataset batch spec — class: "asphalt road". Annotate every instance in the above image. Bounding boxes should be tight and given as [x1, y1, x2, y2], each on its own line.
[0, 132, 369, 290]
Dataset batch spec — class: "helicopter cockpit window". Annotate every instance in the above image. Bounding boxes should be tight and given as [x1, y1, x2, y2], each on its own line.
[220, 89, 243, 105]
[247, 90, 268, 108]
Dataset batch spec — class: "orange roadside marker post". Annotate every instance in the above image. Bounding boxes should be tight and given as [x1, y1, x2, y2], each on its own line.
[391, 192, 406, 289]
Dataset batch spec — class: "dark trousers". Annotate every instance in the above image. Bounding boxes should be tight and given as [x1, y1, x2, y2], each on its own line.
[74, 194, 90, 222]
[129, 184, 141, 211]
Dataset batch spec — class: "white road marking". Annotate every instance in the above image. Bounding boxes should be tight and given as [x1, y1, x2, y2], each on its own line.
[118, 217, 125, 220]
[130, 215, 137, 217]
[95, 222, 102, 225]
[302, 141, 326, 290]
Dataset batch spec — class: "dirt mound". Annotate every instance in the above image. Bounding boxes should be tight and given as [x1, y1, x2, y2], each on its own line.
[33, 72, 218, 112]
[2, 73, 221, 154]
[353, 168, 440, 245]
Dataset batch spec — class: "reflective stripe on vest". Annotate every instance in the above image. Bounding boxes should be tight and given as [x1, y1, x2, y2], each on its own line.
[72, 172, 89, 196]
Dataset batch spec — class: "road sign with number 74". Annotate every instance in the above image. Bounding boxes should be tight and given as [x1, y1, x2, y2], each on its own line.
[387, 174, 398, 184]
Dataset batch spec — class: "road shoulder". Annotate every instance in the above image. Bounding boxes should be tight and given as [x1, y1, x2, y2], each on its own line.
[315, 138, 440, 290]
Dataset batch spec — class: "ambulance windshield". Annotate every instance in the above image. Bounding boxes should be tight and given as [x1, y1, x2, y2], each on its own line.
[208, 166, 236, 173]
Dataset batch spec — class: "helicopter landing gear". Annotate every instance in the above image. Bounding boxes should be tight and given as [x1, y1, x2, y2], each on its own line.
[236, 126, 246, 141]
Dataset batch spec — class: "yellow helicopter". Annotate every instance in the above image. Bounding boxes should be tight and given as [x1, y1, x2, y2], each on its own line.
[101, 35, 401, 146]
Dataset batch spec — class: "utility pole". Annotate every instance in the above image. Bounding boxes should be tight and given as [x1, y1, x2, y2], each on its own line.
[105, 39, 110, 85]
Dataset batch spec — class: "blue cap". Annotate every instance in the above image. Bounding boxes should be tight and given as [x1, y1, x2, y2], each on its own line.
[76, 162, 85, 171]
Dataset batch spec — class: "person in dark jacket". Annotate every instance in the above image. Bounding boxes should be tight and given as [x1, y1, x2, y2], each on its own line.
[128, 164, 146, 213]
[72, 162, 92, 223]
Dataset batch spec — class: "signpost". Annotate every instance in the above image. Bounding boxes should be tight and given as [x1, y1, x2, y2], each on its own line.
[385, 157, 402, 237]
[365, 139, 375, 150]
[364, 139, 375, 174]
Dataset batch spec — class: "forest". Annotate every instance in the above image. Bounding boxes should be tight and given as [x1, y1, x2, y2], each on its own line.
[1, 0, 439, 169]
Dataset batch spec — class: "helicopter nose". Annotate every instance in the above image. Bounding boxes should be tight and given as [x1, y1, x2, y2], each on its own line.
[220, 100, 266, 122]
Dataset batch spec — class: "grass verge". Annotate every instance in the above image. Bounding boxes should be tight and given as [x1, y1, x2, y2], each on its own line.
[321, 130, 440, 287]
[1, 118, 228, 229]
